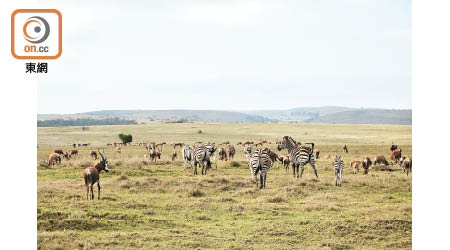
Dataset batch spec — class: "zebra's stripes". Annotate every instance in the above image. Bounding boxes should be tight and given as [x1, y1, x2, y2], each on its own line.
[279, 136, 319, 179]
[247, 148, 272, 189]
[191, 144, 217, 175]
[333, 155, 344, 187]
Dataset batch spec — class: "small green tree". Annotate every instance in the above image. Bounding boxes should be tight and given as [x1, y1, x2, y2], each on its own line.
[118, 133, 133, 144]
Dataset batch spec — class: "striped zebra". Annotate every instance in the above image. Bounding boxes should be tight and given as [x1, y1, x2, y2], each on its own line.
[278, 136, 318, 179]
[191, 144, 217, 175]
[247, 148, 272, 189]
[333, 155, 344, 187]
[182, 145, 193, 170]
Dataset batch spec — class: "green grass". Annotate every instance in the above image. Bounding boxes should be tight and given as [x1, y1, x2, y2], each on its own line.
[38, 122, 411, 249]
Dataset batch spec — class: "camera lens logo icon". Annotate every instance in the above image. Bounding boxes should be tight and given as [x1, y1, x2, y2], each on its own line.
[23, 16, 50, 44]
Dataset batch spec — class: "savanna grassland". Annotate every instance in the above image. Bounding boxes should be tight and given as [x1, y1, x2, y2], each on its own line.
[37, 123, 412, 249]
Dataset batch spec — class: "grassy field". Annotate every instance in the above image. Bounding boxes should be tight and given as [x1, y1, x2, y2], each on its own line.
[37, 123, 412, 249]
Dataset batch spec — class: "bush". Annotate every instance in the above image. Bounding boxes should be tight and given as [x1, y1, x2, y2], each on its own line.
[118, 134, 133, 144]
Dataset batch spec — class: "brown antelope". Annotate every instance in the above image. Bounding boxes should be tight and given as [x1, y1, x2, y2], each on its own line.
[351, 161, 361, 174]
[362, 157, 372, 174]
[48, 153, 61, 166]
[374, 155, 389, 166]
[236, 142, 243, 145]
[90, 150, 98, 160]
[218, 148, 228, 161]
[116, 147, 121, 154]
[171, 151, 177, 161]
[69, 149, 78, 157]
[83, 149, 109, 200]
[400, 156, 412, 176]
[278, 155, 290, 173]
[228, 145, 236, 160]
[269, 150, 279, 168]
[391, 148, 402, 167]
[54, 149, 64, 155]
[343, 145, 348, 153]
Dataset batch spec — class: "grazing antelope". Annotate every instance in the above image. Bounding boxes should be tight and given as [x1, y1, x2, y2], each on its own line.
[400, 156, 412, 176]
[269, 150, 279, 169]
[218, 148, 228, 161]
[374, 155, 389, 166]
[350, 161, 361, 174]
[83, 149, 109, 200]
[116, 147, 122, 154]
[362, 157, 372, 175]
[333, 156, 344, 187]
[278, 136, 318, 179]
[69, 149, 78, 157]
[236, 142, 243, 146]
[171, 151, 177, 161]
[90, 150, 98, 160]
[54, 149, 64, 155]
[343, 145, 348, 153]
[48, 153, 61, 166]
[243, 141, 254, 146]
[391, 148, 402, 167]
[228, 145, 236, 160]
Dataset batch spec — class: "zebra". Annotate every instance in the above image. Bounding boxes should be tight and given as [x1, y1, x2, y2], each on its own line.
[247, 148, 272, 189]
[191, 144, 217, 175]
[278, 136, 318, 179]
[333, 155, 344, 187]
[182, 145, 193, 170]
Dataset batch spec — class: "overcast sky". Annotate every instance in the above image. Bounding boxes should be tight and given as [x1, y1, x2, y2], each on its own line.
[37, 0, 411, 114]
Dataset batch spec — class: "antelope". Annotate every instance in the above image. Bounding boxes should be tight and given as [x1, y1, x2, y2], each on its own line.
[219, 141, 230, 146]
[83, 149, 109, 200]
[90, 150, 98, 160]
[54, 149, 64, 155]
[400, 156, 412, 176]
[279, 155, 290, 173]
[374, 155, 389, 166]
[69, 149, 78, 157]
[149, 149, 161, 162]
[116, 147, 121, 154]
[156, 142, 166, 152]
[228, 145, 236, 160]
[48, 153, 61, 166]
[351, 161, 361, 174]
[218, 148, 228, 161]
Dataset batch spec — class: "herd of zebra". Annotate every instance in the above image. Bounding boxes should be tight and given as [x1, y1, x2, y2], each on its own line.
[47, 136, 410, 199]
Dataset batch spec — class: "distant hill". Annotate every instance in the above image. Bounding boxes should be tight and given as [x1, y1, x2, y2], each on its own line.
[304, 110, 412, 125]
[37, 107, 412, 125]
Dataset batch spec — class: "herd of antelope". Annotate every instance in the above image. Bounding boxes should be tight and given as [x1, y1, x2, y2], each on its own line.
[46, 138, 411, 199]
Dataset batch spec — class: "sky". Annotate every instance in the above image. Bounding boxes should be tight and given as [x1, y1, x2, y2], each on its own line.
[37, 0, 411, 114]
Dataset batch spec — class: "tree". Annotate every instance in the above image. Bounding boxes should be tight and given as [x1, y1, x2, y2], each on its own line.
[118, 133, 133, 144]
